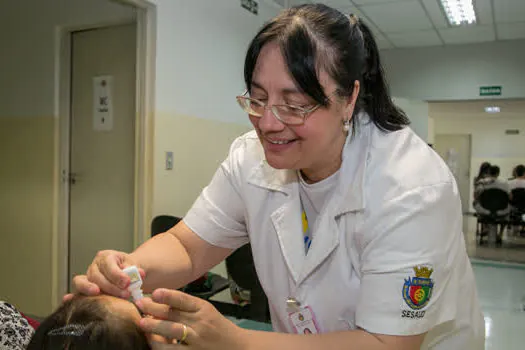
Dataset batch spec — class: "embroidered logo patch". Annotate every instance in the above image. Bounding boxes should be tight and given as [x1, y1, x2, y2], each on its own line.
[402, 266, 434, 310]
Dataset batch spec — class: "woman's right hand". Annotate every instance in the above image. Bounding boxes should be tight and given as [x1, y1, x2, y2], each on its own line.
[69, 250, 145, 299]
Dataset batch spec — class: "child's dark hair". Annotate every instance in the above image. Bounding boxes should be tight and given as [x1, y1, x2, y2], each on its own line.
[244, 3, 409, 133]
[27, 296, 150, 350]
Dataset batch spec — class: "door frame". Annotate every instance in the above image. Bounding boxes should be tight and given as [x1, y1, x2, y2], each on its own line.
[53, 0, 156, 308]
[434, 133, 473, 214]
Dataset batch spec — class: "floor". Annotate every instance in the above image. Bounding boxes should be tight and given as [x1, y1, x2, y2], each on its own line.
[464, 215, 525, 264]
[473, 260, 525, 350]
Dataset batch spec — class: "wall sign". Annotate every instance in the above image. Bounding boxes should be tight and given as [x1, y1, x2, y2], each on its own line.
[479, 86, 502, 96]
[93, 76, 114, 131]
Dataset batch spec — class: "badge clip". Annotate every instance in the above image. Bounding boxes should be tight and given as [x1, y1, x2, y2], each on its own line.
[286, 297, 301, 314]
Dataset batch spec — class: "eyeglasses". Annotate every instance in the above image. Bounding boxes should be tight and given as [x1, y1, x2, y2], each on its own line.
[236, 90, 338, 126]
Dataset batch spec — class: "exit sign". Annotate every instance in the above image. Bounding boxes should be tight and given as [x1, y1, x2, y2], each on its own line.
[480, 86, 502, 96]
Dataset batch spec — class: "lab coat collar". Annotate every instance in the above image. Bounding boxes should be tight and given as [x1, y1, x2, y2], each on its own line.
[247, 160, 297, 195]
[333, 113, 371, 216]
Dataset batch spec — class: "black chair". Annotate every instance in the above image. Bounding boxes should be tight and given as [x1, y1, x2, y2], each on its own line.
[509, 188, 525, 235]
[150, 215, 230, 300]
[475, 188, 509, 245]
[151, 215, 181, 236]
[210, 244, 271, 323]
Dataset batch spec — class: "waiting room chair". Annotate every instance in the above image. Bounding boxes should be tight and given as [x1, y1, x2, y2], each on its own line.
[475, 188, 509, 245]
[509, 188, 525, 236]
[210, 244, 270, 323]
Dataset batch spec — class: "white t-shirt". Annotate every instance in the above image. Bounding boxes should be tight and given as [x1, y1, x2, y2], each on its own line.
[509, 178, 525, 191]
[184, 114, 485, 349]
[298, 169, 339, 253]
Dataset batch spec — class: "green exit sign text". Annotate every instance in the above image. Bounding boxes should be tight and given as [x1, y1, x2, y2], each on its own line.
[480, 86, 502, 96]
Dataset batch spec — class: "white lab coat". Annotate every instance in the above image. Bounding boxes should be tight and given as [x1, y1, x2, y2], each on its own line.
[184, 114, 485, 349]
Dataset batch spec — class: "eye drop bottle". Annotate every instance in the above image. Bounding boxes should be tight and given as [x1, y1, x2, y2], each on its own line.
[122, 265, 144, 301]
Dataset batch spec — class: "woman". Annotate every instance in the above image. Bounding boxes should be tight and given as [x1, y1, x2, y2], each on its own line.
[72, 4, 484, 349]
[27, 295, 151, 350]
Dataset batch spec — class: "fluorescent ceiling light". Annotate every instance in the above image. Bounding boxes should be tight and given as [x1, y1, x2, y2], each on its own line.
[441, 0, 477, 26]
[484, 106, 500, 113]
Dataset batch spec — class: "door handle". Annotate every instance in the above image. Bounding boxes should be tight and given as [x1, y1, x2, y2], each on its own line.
[62, 171, 80, 185]
[70, 173, 79, 185]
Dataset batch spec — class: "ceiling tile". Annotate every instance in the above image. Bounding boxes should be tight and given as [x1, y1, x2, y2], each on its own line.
[377, 36, 394, 50]
[439, 25, 496, 44]
[475, 0, 494, 25]
[359, 1, 434, 32]
[497, 22, 525, 40]
[494, 0, 525, 23]
[386, 30, 443, 48]
[353, 0, 407, 4]
[317, 0, 355, 8]
[421, 0, 448, 29]
[288, 0, 312, 6]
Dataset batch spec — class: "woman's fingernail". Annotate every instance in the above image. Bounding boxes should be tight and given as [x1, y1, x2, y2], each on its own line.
[89, 286, 98, 294]
[135, 300, 143, 309]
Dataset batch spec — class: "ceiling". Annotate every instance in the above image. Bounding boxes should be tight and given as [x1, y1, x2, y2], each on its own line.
[268, 0, 525, 49]
[429, 99, 525, 119]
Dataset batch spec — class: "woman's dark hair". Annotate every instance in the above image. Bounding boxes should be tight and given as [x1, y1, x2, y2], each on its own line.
[475, 162, 491, 182]
[244, 3, 409, 132]
[27, 296, 150, 350]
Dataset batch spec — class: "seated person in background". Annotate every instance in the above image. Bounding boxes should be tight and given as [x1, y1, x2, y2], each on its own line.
[472, 162, 491, 205]
[27, 295, 152, 350]
[509, 165, 525, 194]
[508, 164, 525, 235]
[0, 301, 35, 350]
[473, 161, 491, 187]
[473, 165, 509, 216]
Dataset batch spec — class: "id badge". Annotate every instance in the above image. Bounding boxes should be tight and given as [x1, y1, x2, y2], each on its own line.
[288, 306, 320, 334]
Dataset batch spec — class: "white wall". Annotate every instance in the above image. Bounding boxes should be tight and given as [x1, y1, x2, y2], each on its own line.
[393, 97, 429, 142]
[382, 40, 525, 101]
[152, 0, 280, 125]
[0, 0, 136, 118]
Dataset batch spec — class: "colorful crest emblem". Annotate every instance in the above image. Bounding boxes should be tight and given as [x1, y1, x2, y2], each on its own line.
[402, 266, 434, 310]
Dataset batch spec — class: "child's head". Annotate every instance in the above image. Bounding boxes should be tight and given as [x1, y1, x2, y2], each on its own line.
[27, 295, 150, 349]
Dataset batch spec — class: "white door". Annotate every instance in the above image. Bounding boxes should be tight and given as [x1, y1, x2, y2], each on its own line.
[434, 134, 472, 214]
[68, 24, 137, 291]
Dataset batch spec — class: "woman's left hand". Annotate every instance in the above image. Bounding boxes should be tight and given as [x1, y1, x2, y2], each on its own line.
[136, 288, 247, 350]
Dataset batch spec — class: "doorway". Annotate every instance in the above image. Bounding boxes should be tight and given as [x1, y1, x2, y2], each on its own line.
[67, 24, 137, 291]
[434, 134, 472, 214]
[55, 0, 156, 305]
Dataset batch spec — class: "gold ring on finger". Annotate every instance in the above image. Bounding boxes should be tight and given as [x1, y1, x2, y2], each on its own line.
[179, 324, 188, 343]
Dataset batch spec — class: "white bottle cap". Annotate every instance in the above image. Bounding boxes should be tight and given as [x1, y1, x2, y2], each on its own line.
[131, 288, 144, 301]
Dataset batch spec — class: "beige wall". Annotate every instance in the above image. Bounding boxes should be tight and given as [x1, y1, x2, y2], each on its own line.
[432, 116, 525, 210]
[0, 117, 55, 316]
[153, 113, 252, 219]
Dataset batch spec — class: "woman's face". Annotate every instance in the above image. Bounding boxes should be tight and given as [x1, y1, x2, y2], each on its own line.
[248, 42, 359, 181]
